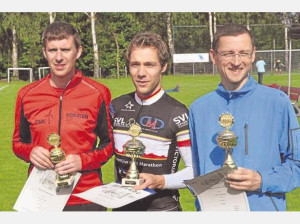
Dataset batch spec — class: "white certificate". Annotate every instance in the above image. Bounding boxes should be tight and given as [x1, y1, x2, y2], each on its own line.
[184, 166, 250, 211]
[73, 182, 155, 209]
[13, 167, 81, 211]
[197, 180, 250, 211]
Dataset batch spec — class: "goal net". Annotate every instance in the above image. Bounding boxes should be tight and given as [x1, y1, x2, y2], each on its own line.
[38, 67, 50, 79]
[7, 68, 33, 83]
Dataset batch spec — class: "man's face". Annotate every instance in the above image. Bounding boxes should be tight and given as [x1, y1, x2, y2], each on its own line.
[43, 36, 82, 80]
[210, 33, 255, 91]
[129, 46, 167, 98]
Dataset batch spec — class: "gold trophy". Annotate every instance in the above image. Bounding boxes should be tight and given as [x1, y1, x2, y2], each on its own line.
[216, 113, 238, 169]
[47, 133, 75, 187]
[121, 122, 145, 187]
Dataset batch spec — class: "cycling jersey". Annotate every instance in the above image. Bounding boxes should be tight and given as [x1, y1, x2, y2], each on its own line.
[110, 89, 192, 211]
[12, 70, 114, 206]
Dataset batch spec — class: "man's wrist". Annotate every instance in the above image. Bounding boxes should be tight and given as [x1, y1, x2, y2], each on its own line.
[159, 175, 166, 189]
[256, 171, 263, 193]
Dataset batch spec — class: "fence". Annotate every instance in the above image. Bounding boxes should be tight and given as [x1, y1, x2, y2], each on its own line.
[173, 49, 300, 75]
[172, 23, 300, 75]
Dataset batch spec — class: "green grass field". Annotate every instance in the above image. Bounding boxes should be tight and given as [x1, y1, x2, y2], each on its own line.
[0, 73, 299, 211]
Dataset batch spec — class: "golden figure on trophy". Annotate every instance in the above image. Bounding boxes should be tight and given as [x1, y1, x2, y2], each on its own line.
[216, 113, 238, 169]
[47, 133, 76, 187]
[122, 121, 145, 187]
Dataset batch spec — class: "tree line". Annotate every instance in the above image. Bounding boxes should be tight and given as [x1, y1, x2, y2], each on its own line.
[1, 12, 300, 80]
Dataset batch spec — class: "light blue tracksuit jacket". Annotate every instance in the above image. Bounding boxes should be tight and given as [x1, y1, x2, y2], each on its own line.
[189, 76, 300, 211]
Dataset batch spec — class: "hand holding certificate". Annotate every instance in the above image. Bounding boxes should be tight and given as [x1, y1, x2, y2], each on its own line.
[13, 167, 81, 211]
[184, 167, 250, 211]
[73, 182, 155, 209]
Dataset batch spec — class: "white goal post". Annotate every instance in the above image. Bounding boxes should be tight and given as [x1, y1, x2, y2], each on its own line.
[7, 68, 33, 83]
[38, 67, 50, 80]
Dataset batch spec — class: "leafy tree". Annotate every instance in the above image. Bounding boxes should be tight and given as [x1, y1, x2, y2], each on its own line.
[97, 12, 142, 78]
[0, 12, 48, 80]
[1, 12, 300, 79]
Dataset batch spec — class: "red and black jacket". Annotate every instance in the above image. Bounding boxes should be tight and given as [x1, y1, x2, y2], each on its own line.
[12, 70, 113, 205]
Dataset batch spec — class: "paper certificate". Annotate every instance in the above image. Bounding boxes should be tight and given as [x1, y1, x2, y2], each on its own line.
[73, 182, 155, 208]
[13, 167, 81, 211]
[184, 166, 250, 211]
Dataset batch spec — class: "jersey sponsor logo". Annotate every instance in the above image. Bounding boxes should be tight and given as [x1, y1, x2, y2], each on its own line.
[65, 112, 88, 119]
[125, 101, 134, 109]
[171, 149, 180, 174]
[115, 156, 130, 165]
[137, 161, 163, 168]
[121, 101, 135, 111]
[140, 116, 164, 130]
[44, 109, 53, 124]
[173, 113, 188, 128]
[34, 119, 46, 125]
[114, 117, 126, 127]
[35, 110, 54, 125]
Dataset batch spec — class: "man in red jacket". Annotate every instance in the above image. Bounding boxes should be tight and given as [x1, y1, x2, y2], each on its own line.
[12, 21, 114, 211]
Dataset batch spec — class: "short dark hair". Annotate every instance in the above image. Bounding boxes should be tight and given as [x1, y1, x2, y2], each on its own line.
[212, 23, 255, 51]
[42, 21, 81, 49]
[126, 31, 169, 67]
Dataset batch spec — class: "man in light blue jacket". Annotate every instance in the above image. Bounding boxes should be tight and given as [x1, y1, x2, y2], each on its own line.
[189, 23, 300, 211]
[255, 56, 266, 84]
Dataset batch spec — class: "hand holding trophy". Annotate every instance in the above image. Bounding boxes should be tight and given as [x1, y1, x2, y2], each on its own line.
[47, 133, 76, 187]
[122, 121, 145, 187]
[216, 113, 238, 169]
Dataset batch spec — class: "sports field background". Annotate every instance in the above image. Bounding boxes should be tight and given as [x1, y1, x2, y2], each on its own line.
[0, 73, 299, 211]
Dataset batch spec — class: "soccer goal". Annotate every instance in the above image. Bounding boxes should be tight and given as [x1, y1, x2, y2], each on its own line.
[7, 68, 33, 83]
[38, 67, 50, 79]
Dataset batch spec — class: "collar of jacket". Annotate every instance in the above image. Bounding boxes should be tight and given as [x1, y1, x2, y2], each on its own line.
[135, 88, 165, 106]
[216, 75, 258, 100]
[46, 69, 83, 90]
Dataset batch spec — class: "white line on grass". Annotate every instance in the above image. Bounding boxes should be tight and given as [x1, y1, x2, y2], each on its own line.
[0, 85, 8, 91]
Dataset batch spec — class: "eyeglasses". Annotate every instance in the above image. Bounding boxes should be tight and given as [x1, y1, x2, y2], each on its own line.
[215, 51, 253, 60]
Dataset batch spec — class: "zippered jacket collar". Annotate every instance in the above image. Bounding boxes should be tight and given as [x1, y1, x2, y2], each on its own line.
[216, 75, 258, 99]
[46, 69, 82, 90]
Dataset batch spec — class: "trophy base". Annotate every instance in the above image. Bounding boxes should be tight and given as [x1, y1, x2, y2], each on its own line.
[55, 174, 75, 187]
[121, 178, 144, 187]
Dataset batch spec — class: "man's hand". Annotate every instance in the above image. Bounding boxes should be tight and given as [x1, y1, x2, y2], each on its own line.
[55, 154, 82, 175]
[30, 146, 54, 169]
[133, 173, 165, 190]
[226, 167, 262, 191]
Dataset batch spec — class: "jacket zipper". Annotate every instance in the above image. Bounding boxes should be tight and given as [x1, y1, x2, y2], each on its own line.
[57, 79, 72, 135]
[58, 95, 63, 135]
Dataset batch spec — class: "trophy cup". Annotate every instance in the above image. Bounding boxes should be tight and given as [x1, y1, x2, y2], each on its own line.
[47, 133, 75, 187]
[216, 113, 238, 169]
[121, 122, 145, 187]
